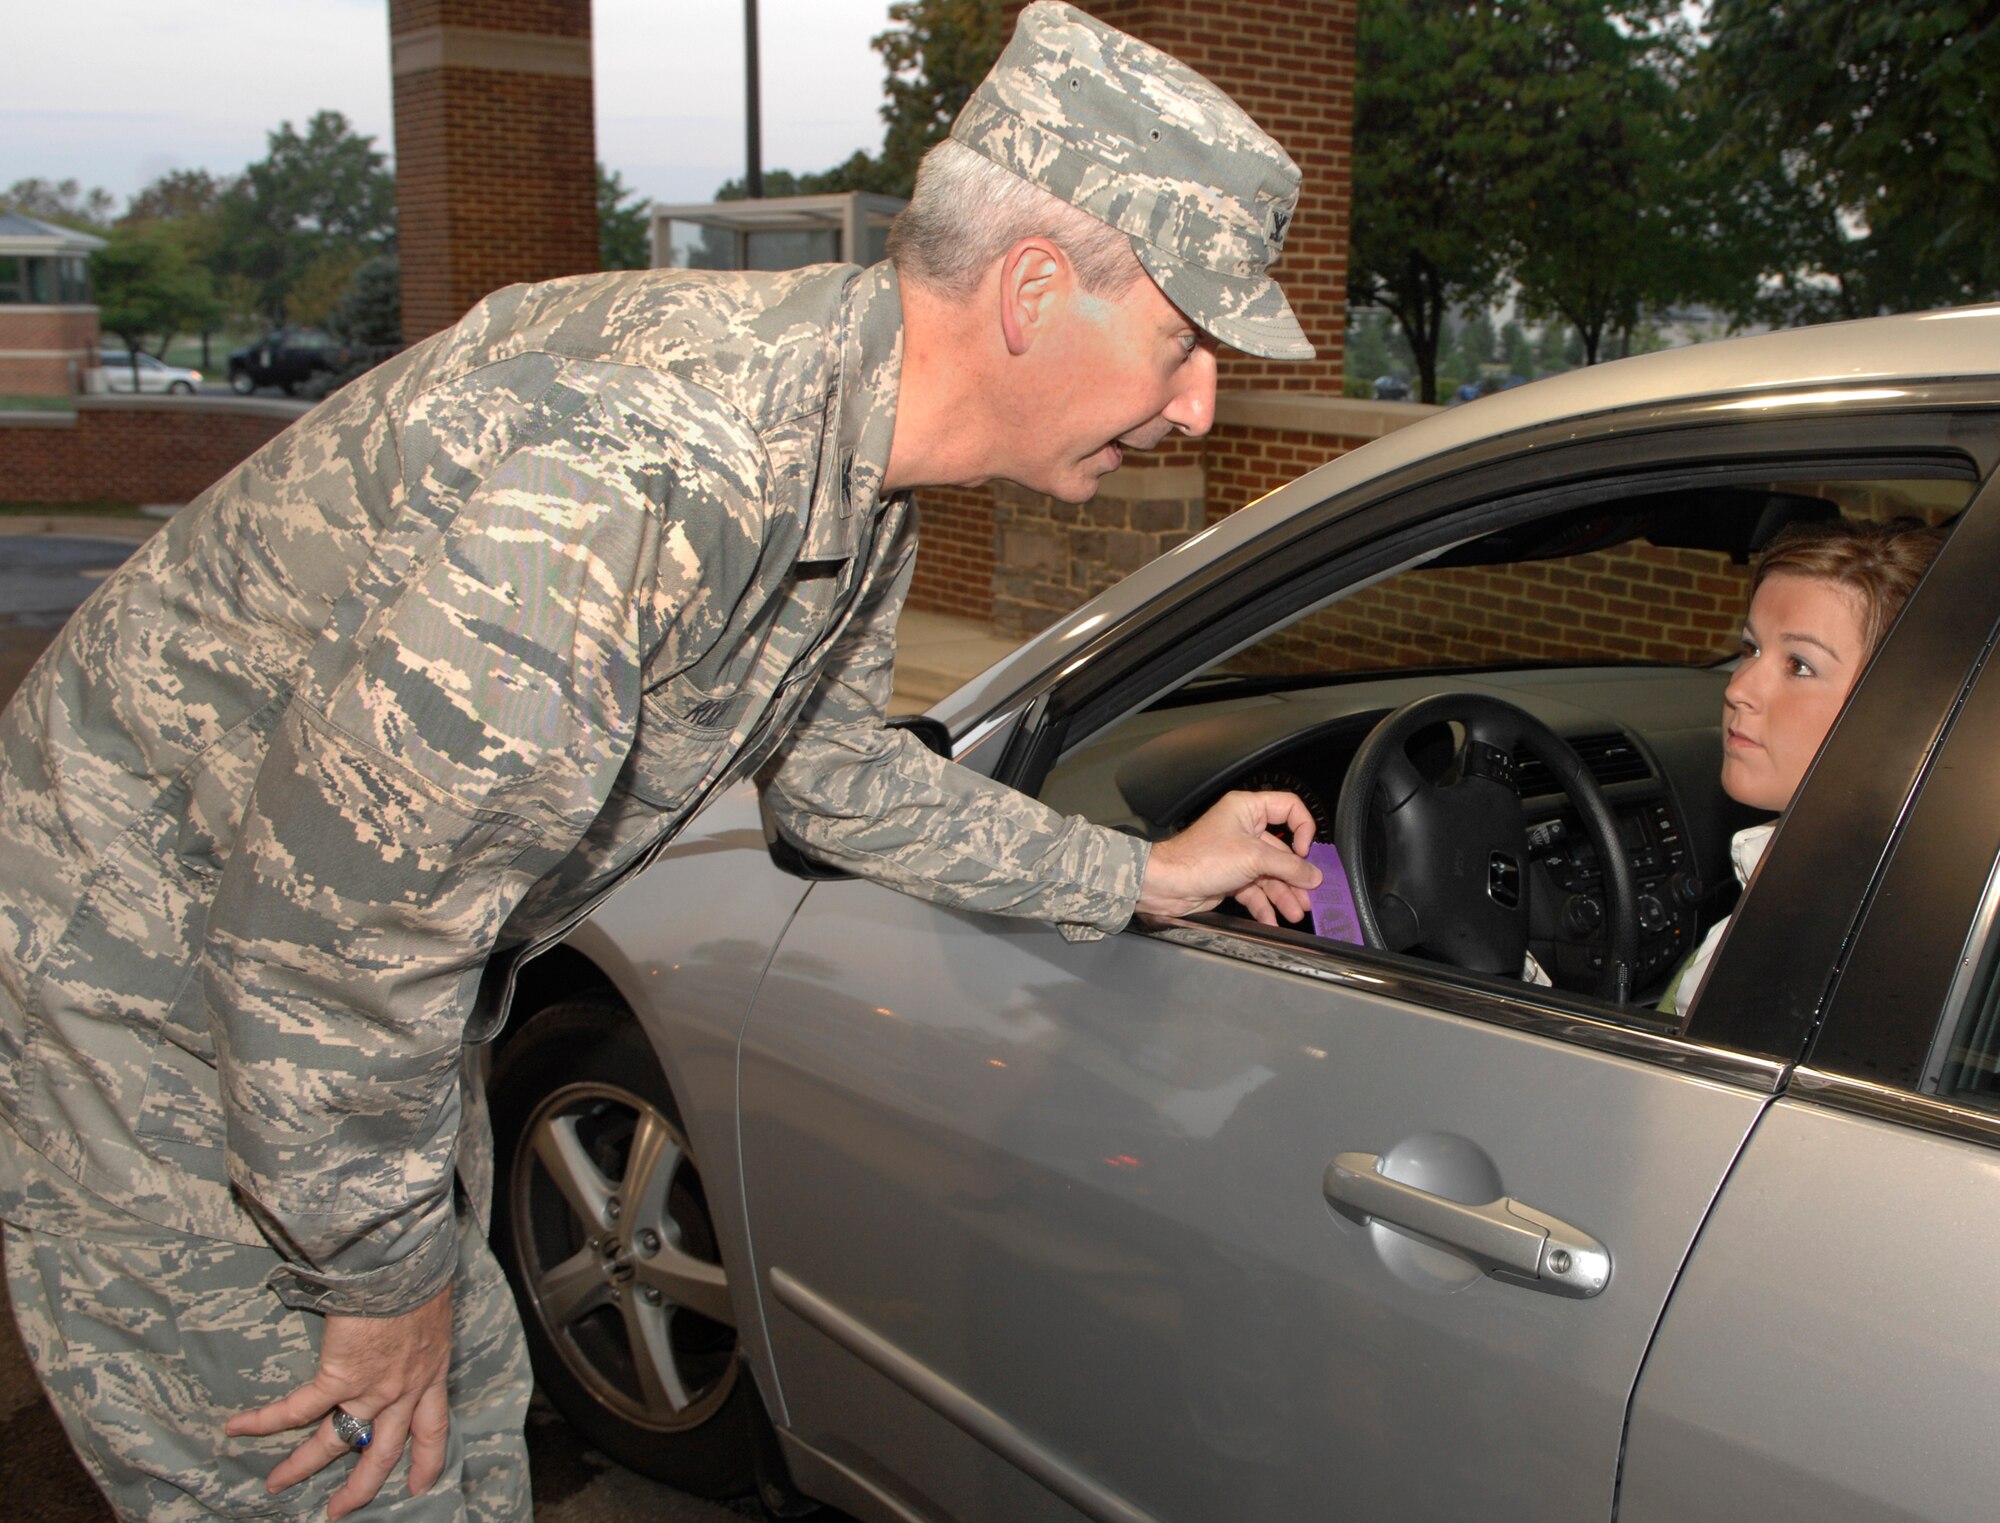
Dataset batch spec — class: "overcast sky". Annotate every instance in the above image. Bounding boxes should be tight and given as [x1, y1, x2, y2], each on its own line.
[4, 0, 893, 211]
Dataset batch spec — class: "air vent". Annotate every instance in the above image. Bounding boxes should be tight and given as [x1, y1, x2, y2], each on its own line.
[1512, 732, 1652, 796]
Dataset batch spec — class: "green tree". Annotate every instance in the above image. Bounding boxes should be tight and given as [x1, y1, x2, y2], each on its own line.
[124, 169, 227, 226]
[1347, 0, 1531, 402]
[215, 111, 396, 325]
[873, 0, 1004, 195]
[599, 165, 651, 269]
[1535, 320, 1584, 374]
[2, 177, 116, 231]
[1695, 1, 2000, 322]
[92, 223, 224, 377]
[329, 255, 402, 348]
[284, 250, 369, 327]
[1503, 0, 1711, 364]
[122, 169, 234, 367]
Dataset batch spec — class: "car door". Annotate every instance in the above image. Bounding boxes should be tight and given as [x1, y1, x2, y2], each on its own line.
[740, 876, 1776, 1523]
[735, 408, 1999, 1523]
[1619, 487, 2000, 1522]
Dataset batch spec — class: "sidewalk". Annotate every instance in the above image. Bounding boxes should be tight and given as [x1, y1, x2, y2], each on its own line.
[4, 514, 1023, 715]
[888, 606, 1023, 714]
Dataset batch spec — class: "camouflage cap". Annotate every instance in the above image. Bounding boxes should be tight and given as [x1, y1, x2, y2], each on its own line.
[950, 1, 1313, 361]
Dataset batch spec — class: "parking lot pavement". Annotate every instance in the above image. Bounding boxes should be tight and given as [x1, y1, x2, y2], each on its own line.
[0, 528, 778, 1523]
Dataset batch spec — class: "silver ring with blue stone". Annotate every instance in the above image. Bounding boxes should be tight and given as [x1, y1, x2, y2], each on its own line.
[330, 1406, 373, 1451]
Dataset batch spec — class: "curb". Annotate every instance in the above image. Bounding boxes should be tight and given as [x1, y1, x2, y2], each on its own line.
[2, 515, 163, 543]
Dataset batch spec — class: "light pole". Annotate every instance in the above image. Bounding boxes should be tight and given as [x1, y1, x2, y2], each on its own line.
[744, 0, 763, 199]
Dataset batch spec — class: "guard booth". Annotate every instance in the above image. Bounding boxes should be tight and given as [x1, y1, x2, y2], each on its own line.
[0, 213, 104, 397]
[651, 191, 906, 272]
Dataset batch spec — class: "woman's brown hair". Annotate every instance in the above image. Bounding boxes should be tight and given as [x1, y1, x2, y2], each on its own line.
[1750, 517, 1949, 658]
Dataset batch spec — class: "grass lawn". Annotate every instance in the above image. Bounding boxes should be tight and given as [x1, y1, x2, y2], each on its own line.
[0, 395, 79, 413]
[161, 333, 257, 375]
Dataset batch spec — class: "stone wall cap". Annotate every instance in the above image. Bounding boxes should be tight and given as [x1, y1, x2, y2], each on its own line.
[0, 409, 77, 429]
[1215, 390, 1439, 440]
[1093, 463, 1205, 502]
[0, 515, 161, 542]
[74, 394, 313, 422]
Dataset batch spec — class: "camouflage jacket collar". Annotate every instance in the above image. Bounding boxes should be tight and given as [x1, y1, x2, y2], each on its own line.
[807, 260, 904, 561]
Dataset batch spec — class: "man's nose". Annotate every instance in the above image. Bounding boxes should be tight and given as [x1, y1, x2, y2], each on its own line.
[1167, 347, 1217, 438]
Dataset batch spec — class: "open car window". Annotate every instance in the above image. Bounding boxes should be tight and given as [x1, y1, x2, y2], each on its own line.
[1038, 467, 1971, 1014]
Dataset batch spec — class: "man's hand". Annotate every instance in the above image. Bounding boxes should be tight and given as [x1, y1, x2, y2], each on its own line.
[1136, 789, 1322, 926]
[225, 1284, 454, 1520]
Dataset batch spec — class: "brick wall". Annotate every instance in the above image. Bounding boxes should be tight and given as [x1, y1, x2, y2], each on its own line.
[0, 398, 300, 503]
[1242, 545, 1753, 680]
[390, 0, 599, 340]
[1202, 421, 1373, 522]
[0, 309, 99, 395]
[910, 486, 999, 622]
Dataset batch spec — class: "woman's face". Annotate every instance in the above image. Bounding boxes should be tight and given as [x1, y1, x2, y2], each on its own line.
[1720, 572, 1870, 812]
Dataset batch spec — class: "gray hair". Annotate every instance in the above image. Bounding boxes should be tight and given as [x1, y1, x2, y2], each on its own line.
[888, 138, 1143, 299]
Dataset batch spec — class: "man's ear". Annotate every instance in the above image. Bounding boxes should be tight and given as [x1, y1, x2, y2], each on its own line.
[998, 237, 1065, 357]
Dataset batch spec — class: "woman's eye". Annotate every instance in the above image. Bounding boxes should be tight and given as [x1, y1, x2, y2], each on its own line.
[1786, 655, 1817, 678]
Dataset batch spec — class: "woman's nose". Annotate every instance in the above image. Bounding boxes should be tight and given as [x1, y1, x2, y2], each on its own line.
[1724, 659, 1759, 709]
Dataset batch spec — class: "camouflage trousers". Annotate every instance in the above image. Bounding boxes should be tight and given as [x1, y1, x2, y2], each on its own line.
[3, 1204, 531, 1522]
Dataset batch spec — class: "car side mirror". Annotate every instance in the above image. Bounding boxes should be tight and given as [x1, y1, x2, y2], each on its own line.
[760, 714, 953, 880]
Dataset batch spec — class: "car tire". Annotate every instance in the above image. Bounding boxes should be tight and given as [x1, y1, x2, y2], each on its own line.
[488, 998, 756, 1497]
[229, 370, 255, 395]
[169, 381, 194, 395]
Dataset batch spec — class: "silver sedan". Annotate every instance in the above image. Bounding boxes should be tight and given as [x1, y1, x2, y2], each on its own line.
[485, 306, 2000, 1523]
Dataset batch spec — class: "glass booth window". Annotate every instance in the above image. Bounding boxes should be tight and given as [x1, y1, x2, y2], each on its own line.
[0, 256, 76, 304]
[745, 228, 839, 271]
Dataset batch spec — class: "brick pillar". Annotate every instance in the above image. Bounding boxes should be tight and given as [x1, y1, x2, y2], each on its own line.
[389, 1, 600, 341]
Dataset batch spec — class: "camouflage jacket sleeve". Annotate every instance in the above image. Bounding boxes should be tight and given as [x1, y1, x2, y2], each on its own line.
[205, 408, 668, 1317]
[763, 502, 1149, 941]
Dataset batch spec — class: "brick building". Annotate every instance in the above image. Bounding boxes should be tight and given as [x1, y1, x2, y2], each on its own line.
[0, 213, 103, 397]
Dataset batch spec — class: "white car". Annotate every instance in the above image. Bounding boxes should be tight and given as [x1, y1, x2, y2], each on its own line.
[96, 350, 201, 394]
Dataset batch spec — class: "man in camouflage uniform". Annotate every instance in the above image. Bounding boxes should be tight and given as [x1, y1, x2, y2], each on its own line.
[0, 4, 1320, 1518]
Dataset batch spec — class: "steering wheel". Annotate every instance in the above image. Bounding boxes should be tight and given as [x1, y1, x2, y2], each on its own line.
[1333, 693, 1637, 1002]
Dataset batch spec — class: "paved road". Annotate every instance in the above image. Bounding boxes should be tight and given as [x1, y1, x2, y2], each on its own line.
[0, 532, 770, 1523]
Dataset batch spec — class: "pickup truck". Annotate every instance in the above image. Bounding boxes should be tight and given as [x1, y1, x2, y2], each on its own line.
[226, 330, 349, 395]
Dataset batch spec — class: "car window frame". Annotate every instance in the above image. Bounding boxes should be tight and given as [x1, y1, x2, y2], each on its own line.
[1690, 459, 2000, 1064]
[988, 394, 2000, 1068]
[1784, 484, 2000, 1128]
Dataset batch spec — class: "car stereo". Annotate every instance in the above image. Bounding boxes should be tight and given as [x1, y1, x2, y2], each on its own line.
[1527, 797, 1700, 995]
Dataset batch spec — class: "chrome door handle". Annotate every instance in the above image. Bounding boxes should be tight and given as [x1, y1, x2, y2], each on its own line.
[1323, 1151, 1610, 1298]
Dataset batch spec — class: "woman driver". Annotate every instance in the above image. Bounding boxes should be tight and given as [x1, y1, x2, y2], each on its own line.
[1665, 517, 1947, 1017]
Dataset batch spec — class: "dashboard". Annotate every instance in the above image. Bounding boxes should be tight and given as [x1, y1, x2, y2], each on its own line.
[1039, 663, 1764, 1001]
